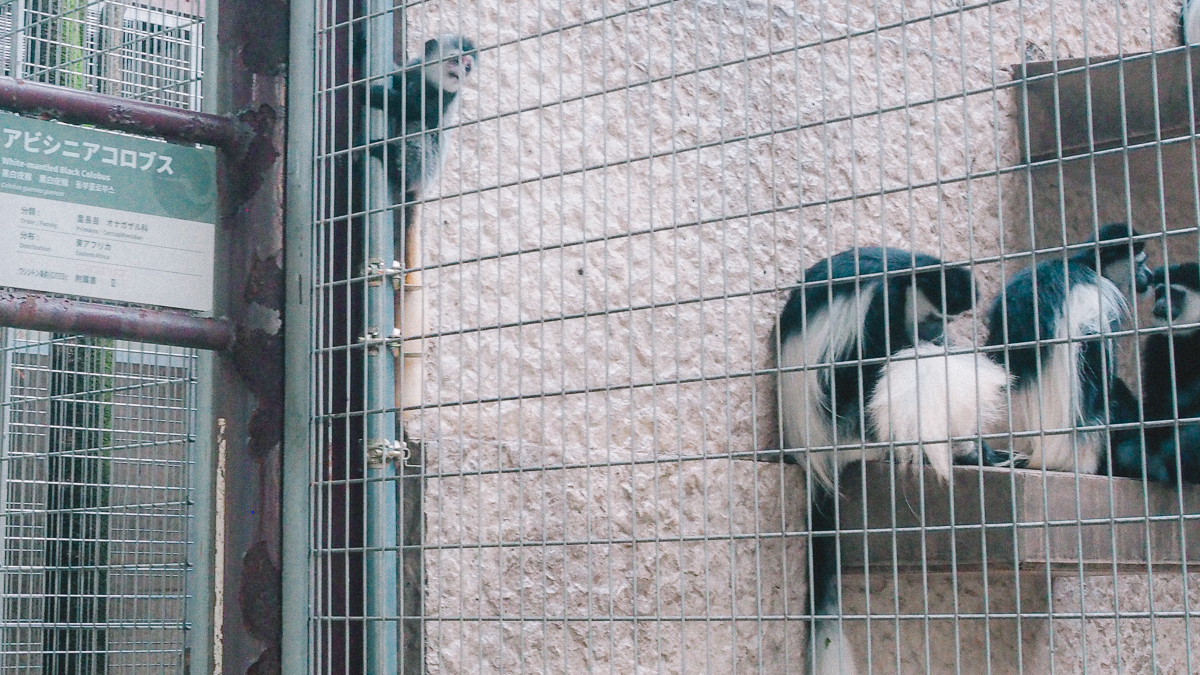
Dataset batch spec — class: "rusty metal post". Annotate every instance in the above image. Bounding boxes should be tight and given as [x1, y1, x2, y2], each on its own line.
[0, 290, 235, 350]
[0, 76, 252, 152]
[205, 0, 291, 671]
[0, 5, 289, 675]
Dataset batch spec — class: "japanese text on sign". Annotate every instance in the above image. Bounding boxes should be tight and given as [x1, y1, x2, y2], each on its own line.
[0, 114, 216, 311]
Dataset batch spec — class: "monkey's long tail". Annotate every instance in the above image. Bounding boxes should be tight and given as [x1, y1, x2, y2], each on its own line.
[806, 487, 861, 675]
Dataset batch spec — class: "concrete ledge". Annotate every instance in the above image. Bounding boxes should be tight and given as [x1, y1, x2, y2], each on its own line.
[1015, 46, 1200, 162]
[835, 463, 1200, 574]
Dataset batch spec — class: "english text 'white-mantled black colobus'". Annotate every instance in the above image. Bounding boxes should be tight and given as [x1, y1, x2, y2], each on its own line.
[369, 34, 476, 252]
[983, 223, 1151, 476]
[1115, 263, 1200, 483]
[776, 247, 1015, 675]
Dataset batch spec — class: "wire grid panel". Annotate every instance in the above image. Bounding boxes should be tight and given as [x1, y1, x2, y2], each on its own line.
[0, 0, 206, 670]
[308, 0, 1200, 672]
[0, 332, 197, 673]
[5, 0, 203, 108]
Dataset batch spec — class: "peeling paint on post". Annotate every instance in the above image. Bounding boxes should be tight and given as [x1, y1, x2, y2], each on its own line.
[209, 0, 289, 672]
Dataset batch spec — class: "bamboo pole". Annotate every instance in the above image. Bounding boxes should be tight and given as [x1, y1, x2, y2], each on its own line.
[395, 209, 423, 430]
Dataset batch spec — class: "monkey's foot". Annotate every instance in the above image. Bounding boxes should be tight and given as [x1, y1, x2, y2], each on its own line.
[957, 442, 1028, 469]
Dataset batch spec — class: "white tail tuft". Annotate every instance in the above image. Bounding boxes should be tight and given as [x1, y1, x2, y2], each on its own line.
[1186, 0, 1200, 45]
[868, 344, 1010, 482]
[811, 616, 862, 675]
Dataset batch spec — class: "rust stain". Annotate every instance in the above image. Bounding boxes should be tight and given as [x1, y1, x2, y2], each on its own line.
[240, 540, 281, 675]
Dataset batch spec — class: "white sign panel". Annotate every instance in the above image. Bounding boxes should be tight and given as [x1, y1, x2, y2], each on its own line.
[0, 114, 216, 311]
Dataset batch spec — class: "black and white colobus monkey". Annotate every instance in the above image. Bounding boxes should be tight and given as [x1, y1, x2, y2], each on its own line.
[1144, 264, 1200, 420]
[778, 248, 1012, 675]
[368, 34, 476, 248]
[984, 223, 1151, 475]
[778, 247, 1013, 488]
[1125, 263, 1200, 482]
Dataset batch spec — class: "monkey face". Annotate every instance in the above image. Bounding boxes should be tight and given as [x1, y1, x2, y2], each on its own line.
[442, 52, 474, 92]
[915, 315, 947, 344]
[428, 50, 474, 94]
[1153, 284, 1183, 323]
[1134, 250, 1152, 293]
[1101, 248, 1152, 296]
[420, 35, 477, 94]
[1151, 264, 1200, 331]
[905, 282, 950, 345]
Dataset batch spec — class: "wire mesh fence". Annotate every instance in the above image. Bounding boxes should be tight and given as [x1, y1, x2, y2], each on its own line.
[6, 0, 203, 107]
[0, 333, 197, 674]
[0, 0, 205, 672]
[306, 0, 1200, 673]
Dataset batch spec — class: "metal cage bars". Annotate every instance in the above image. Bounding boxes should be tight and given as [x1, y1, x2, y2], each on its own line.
[0, 0, 293, 672]
[294, 2, 1200, 675]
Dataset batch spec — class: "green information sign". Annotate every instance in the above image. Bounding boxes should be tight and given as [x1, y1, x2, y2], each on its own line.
[0, 113, 216, 311]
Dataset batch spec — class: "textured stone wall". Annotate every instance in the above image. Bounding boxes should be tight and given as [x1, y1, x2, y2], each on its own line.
[401, 0, 1200, 671]
[424, 448, 808, 672]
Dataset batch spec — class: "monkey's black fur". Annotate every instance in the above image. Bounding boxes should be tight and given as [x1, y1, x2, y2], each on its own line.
[1143, 264, 1200, 420]
[778, 247, 974, 444]
[1116, 263, 1200, 483]
[987, 223, 1148, 386]
[1106, 376, 1152, 479]
[368, 35, 476, 253]
[779, 247, 1012, 675]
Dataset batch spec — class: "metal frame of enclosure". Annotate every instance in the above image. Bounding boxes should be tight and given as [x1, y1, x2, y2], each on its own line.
[292, 0, 1200, 674]
[0, 0, 289, 671]
[11, 0, 1200, 672]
